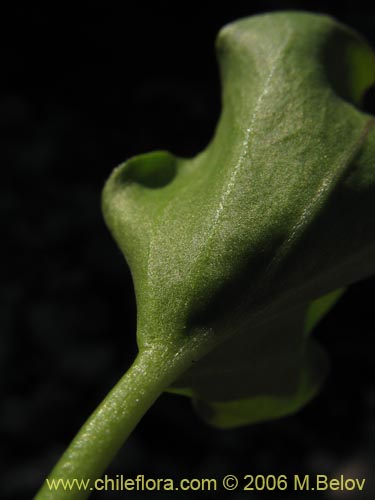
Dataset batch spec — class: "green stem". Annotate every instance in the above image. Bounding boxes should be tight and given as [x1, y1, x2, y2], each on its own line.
[35, 346, 192, 500]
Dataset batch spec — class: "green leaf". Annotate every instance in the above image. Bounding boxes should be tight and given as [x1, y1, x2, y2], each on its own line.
[192, 341, 328, 428]
[304, 287, 345, 336]
[35, 13, 375, 499]
[169, 289, 342, 428]
[102, 12, 375, 426]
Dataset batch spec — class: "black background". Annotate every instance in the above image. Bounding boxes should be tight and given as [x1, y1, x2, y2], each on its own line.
[2, 2, 375, 499]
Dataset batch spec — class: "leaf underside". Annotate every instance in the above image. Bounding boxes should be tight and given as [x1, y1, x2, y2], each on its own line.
[103, 12, 375, 428]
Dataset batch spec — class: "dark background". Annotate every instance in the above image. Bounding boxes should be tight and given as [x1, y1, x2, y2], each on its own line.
[1, 2, 375, 499]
